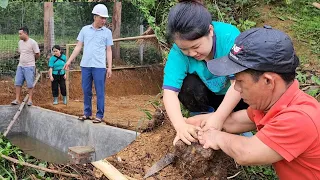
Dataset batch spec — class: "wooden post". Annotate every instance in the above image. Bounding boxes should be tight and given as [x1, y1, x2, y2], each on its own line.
[50, 16, 55, 53]
[66, 44, 70, 105]
[112, 1, 122, 64]
[44, 2, 54, 55]
[139, 25, 144, 65]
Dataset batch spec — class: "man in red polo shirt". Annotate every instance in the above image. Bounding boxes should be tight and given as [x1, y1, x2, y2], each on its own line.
[192, 26, 320, 179]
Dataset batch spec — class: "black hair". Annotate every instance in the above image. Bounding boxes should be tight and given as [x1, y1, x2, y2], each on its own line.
[52, 45, 64, 54]
[167, 0, 212, 41]
[19, 26, 29, 35]
[52, 45, 61, 51]
[244, 69, 296, 85]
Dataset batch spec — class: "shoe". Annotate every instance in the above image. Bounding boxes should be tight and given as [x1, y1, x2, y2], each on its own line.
[92, 117, 102, 123]
[53, 97, 58, 105]
[78, 115, 93, 121]
[27, 101, 33, 106]
[63, 96, 67, 105]
[11, 100, 19, 105]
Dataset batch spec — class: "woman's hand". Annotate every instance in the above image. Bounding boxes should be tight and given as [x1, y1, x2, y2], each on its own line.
[173, 122, 198, 146]
[49, 76, 54, 82]
[200, 112, 224, 131]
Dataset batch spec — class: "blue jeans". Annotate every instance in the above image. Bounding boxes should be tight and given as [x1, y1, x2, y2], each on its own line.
[81, 67, 106, 119]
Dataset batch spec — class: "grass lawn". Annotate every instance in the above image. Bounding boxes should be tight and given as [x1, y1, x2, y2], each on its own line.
[0, 34, 77, 55]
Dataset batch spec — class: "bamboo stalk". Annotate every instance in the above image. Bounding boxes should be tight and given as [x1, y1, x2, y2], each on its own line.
[66, 34, 157, 46]
[66, 44, 70, 105]
[3, 94, 28, 137]
[3, 73, 41, 137]
[0, 154, 80, 178]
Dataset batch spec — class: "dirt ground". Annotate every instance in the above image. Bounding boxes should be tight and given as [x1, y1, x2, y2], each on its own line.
[1, 6, 319, 180]
[0, 65, 241, 179]
[0, 66, 163, 130]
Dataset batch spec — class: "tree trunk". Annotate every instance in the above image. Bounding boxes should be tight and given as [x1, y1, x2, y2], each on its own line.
[44, 2, 54, 56]
[112, 1, 122, 65]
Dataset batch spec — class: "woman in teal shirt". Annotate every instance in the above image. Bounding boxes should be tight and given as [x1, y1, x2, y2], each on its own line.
[163, 0, 248, 145]
[48, 45, 67, 105]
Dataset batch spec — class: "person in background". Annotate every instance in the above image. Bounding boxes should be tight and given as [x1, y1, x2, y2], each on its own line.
[11, 26, 40, 106]
[64, 4, 113, 123]
[163, 0, 248, 146]
[48, 45, 67, 105]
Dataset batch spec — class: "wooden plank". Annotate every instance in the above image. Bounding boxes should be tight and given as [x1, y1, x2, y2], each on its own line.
[3, 94, 29, 136]
[3, 73, 41, 137]
[112, 34, 156, 42]
[39, 65, 162, 75]
[92, 160, 137, 180]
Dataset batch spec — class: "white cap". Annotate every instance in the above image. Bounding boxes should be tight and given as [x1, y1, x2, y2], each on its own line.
[92, 4, 109, 18]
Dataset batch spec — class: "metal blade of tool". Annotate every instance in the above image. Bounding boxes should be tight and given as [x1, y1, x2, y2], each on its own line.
[143, 153, 175, 179]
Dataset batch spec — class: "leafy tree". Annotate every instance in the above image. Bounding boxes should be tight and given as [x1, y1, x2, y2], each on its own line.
[0, 0, 8, 8]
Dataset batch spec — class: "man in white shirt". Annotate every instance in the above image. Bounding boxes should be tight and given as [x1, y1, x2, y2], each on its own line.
[11, 26, 40, 106]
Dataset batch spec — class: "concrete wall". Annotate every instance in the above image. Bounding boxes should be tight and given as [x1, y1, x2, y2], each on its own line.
[0, 105, 138, 161]
[0, 105, 24, 134]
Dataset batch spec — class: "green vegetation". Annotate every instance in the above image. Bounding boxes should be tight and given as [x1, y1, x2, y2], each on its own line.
[0, 0, 319, 179]
[276, 0, 320, 98]
[131, 0, 259, 50]
[0, 134, 50, 179]
[242, 165, 278, 180]
[275, 0, 320, 57]
[0, 34, 76, 54]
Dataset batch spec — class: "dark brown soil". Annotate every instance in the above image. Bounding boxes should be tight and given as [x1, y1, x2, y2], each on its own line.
[174, 140, 231, 179]
[1, 5, 319, 179]
[0, 66, 164, 131]
[0, 65, 240, 179]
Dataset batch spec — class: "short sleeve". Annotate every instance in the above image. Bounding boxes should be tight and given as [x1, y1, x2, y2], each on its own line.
[106, 29, 113, 46]
[256, 110, 317, 162]
[163, 45, 188, 92]
[77, 27, 84, 42]
[32, 40, 40, 54]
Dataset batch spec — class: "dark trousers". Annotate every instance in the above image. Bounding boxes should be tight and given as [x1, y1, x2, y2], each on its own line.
[51, 74, 66, 97]
[178, 74, 248, 112]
